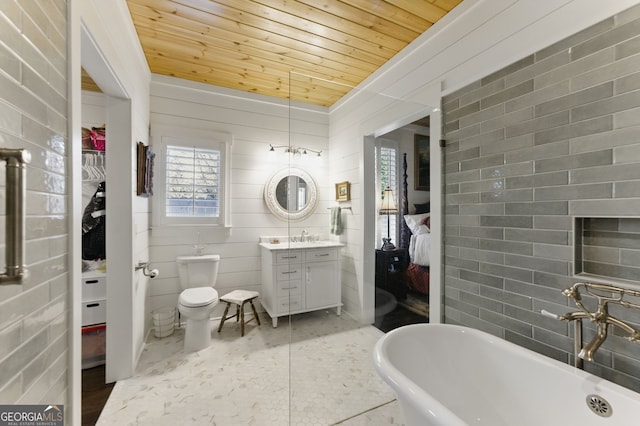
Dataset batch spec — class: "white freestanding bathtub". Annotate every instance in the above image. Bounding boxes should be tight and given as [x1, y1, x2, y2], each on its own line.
[373, 324, 640, 426]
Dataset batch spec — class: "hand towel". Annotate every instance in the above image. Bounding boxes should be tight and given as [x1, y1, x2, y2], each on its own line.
[330, 206, 343, 235]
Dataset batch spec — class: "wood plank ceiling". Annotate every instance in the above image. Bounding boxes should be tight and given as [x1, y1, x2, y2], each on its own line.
[119, 0, 463, 106]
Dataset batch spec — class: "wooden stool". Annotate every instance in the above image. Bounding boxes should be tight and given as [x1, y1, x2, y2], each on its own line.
[217, 290, 261, 336]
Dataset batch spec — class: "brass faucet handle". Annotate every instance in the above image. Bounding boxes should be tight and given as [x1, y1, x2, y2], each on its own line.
[562, 283, 596, 318]
[541, 309, 562, 320]
[562, 285, 580, 300]
[540, 309, 590, 322]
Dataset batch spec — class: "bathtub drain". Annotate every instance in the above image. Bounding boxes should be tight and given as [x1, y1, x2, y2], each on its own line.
[586, 394, 612, 418]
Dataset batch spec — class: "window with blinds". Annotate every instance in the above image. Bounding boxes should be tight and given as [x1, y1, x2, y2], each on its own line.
[151, 127, 231, 228]
[378, 145, 398, 246]
[380, 146, 397, 194]
[165, 145, 221, 218]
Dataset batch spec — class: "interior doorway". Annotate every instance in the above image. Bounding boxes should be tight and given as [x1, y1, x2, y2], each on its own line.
[372, 116, 431, 332]
[78, 22, 135, 385]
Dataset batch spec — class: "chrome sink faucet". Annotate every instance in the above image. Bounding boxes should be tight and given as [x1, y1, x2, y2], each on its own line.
[543, 282, 640, 367]
[301, 229, 309, 242]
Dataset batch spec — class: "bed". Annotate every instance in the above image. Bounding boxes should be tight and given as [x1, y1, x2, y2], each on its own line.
[399, 153, 430, 297]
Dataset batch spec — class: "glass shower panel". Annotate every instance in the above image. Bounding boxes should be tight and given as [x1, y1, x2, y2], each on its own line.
[286, 72, 356, 426]
[286, 71, 439, 425]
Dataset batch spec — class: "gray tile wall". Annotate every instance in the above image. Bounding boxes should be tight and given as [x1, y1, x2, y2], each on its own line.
[0, 1, 69, 404]
[442, 4, 640, 391]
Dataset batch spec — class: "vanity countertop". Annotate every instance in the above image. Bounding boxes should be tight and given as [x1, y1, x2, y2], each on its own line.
[259, 241, 344, 251]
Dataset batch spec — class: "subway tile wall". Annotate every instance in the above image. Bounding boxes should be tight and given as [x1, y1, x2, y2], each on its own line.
[442, 4, 640, 391]
[0, 2, 69, 404]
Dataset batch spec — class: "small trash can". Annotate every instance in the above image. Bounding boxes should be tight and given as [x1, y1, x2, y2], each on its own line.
[153, 307, 176, 338]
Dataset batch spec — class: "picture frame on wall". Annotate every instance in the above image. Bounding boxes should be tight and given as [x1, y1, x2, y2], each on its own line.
[414, 134, 430, 191]
[335, 181, 350, 201]
[136, 141, 155, 197]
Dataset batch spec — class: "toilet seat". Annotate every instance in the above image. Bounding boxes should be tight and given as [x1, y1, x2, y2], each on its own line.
[179, 287, 219, 308]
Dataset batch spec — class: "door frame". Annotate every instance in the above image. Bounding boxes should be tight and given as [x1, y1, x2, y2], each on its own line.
[362, 88, 443, 324]
[69, 15, 136, 423]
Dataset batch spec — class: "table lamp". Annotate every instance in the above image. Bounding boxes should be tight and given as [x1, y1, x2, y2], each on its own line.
[379, 187, 398, 250]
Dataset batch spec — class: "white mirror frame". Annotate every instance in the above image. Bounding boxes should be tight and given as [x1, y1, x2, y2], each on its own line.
[264, 167, 318, 222]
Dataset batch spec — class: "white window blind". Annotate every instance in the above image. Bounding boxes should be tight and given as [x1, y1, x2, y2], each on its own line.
[165, 145, 220, 218]
[380, 146, 397, 194]
[377, 145, 398, 246]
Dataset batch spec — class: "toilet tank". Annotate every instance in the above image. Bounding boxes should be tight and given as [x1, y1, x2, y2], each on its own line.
[176, 254, 220, 289]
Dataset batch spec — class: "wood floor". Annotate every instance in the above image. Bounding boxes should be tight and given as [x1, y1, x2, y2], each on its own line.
[82, 365, 114, 425]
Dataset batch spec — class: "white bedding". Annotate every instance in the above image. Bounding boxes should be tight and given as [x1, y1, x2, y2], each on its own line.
[409, 232, 431, 266]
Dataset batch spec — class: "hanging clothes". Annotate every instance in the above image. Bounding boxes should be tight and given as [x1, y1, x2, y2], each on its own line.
[82, 181, 106, 260]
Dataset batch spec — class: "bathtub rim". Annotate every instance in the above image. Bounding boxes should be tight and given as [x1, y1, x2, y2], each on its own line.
[373, 323, 468, 425]
[373, 323, 640, 425]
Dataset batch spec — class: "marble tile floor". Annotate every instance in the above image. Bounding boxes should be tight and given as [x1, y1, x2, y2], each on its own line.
[97, 310, 405, 425]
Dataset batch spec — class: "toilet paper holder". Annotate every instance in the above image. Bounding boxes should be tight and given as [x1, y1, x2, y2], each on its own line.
[135, 261, 159, 278]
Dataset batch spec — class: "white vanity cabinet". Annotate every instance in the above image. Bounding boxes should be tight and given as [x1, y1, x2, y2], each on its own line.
[260, 243, 342, 327]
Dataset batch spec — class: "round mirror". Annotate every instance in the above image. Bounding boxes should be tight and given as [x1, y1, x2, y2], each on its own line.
[264, 167, 318, 221]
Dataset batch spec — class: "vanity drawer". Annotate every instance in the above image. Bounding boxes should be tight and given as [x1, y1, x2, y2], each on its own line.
[276, 263, 302, 281]
[277, 279, 302, 296]
[305, 249, 337, 262]
[277, 295, 303, 313]
[276, 251, 303, 264]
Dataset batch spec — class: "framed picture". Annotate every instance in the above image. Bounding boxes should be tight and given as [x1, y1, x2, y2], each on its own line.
[335, 181, 350, 202]
[414, 134, 430, 191]
[136, 141, 155, 197]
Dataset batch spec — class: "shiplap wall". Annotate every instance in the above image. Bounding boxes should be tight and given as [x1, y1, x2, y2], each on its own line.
[83, 1, 640, 366]
[148, 75, 331, 319]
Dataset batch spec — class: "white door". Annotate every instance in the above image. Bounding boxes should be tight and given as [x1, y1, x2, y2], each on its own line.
[305, 260, 339, 310]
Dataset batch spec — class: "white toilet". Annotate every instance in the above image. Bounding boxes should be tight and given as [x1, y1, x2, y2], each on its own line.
[177, 254, 220, 352]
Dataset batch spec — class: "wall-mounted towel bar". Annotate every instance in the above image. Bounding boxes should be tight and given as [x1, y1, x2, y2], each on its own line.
[0, 148, 31, 284]
[327, 206, 352, 211]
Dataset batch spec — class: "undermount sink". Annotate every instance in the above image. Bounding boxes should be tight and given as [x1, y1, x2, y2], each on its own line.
[259, 240, 343, 250]
[289, 241, 331, 248]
